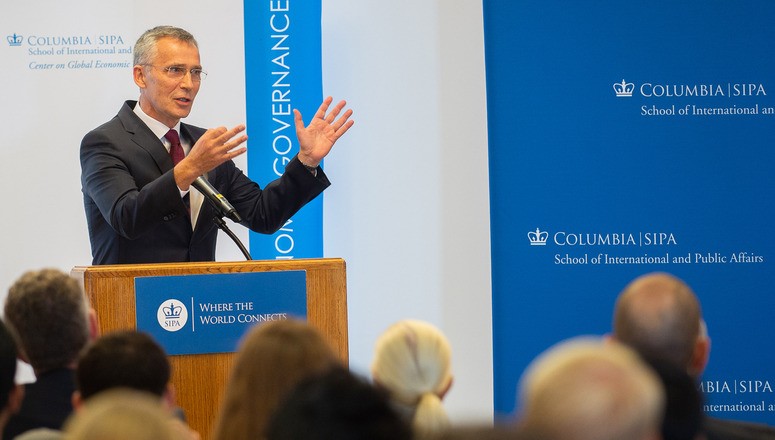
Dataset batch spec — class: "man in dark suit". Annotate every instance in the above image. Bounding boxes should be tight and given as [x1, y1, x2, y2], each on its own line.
[2, 269, 98, 440]
[612, 272, 775, 440]
[81, 25, 353, 265]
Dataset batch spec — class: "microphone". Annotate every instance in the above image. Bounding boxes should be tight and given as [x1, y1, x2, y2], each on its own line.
[191, 176, 243, 223]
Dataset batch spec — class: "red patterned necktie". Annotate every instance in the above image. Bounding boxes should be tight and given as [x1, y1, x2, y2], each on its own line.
[164, 129, 185, 165]
[164, 129, 190, 216]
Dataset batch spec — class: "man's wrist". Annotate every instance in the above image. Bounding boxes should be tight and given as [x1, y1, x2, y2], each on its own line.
[297, 155, 319, 175]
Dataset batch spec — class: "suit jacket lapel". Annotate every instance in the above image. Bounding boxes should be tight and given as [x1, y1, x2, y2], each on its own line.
[117, 101, 174, 174]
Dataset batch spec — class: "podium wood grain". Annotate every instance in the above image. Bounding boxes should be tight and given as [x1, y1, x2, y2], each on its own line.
[71, 258, 348, 440]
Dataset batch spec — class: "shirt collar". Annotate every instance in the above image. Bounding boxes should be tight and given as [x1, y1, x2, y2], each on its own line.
[132, 101, 182, 140]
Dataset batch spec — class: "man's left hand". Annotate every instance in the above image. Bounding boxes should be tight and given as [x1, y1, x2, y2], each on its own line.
[295, 96, 354, 168]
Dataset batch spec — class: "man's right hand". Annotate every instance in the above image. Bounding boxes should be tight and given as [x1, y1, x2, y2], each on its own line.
[173, 124, 248, 190]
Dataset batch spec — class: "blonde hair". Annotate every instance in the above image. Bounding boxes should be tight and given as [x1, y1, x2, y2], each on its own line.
[211, 318, 340, 440]
[371, 319, 453, 439]
[518, 337, 664, 440]
[63, 389, 178, 440]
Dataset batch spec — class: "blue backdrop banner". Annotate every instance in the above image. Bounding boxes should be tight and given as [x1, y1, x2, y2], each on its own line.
[243, 0, 323, 259]
[484, 0, 775, 423]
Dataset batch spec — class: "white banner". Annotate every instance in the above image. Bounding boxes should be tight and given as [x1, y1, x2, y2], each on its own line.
[0, 0, 248, 292]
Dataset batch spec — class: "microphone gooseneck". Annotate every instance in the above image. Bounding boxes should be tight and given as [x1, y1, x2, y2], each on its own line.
[191, 176, 242, 223]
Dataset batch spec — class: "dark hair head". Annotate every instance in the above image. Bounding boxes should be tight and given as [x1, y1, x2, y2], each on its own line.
[267, 366, 413, 440]
[76, 331, 170, 400]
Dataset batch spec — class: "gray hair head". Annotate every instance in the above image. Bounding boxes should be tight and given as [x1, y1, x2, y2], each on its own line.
[133, 25, 198, 66]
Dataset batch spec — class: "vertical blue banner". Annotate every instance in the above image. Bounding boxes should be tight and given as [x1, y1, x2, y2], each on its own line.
[243, 0, 323, 259]
[484, 0, 775, 423]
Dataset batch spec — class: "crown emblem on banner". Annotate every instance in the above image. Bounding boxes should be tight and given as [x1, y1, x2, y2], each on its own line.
[613, 80, 634, 97]
[527, 228, 549, 246]
[7, 34, 22, 46]
[163, 302, 182, 319]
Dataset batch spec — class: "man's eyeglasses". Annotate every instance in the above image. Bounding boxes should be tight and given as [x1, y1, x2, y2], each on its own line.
[144, 65, 207, 82]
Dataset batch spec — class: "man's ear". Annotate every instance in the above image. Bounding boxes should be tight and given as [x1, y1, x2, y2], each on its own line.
[688, 336, 710, 378]
[133, 65, 147, 89]
[72, 390, 84, 411]
[162, 383, 176, 410]
[88, 308, 100, 341]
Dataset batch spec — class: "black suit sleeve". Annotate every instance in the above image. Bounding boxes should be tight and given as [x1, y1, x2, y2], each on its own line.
[216, 156, 330, 234]
[80, 127, 187, 239]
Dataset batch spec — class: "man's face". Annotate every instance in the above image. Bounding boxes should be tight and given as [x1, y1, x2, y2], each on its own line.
[134, 37, 202, 127]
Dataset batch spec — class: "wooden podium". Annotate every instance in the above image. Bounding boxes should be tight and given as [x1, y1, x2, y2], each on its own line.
[71, 258, 348, 440]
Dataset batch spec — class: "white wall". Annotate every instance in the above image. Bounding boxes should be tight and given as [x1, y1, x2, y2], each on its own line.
[321, 0, 493, 423]
[0, 0, 493, 424]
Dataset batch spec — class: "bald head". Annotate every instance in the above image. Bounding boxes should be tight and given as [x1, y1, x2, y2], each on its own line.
[612, 272, 703, 373]
[518, 338, 664, 440]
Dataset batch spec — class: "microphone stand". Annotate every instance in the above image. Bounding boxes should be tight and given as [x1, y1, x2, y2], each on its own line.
[212, 214, 252, 261]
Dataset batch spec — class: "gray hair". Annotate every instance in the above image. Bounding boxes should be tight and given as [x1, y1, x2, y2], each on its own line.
[519, 337, 664, 440]
[133, 25, 198, 66]
[5, 268, 91, 373]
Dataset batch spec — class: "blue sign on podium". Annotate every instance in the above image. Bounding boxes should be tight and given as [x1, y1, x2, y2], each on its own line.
[135, 271, 307, 355]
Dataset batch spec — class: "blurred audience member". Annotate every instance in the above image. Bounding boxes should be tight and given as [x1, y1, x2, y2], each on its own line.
[266, 366, 412, 440]
[3, 269, 97, 440]
[438, 424, 527, 440]
[613, 272, 708, 378]
[75, 330, 198, 439]
[21, 330, 198, 440]
[517, 337, 664, 440]
[612, 272, 775, 440]
[211, 318, 340, 440]
[62, 389, 182, 440]
[371, 319, 453, 440]
[74, 330, 171, 403]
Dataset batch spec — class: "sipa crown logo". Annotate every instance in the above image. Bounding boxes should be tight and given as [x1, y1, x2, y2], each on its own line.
[163, 302, 182, 319]
[7, 34, 22, 47]
[527, 228, 548, 246]
[157, 299, 188, 332]
[613, 79, 635, 97]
